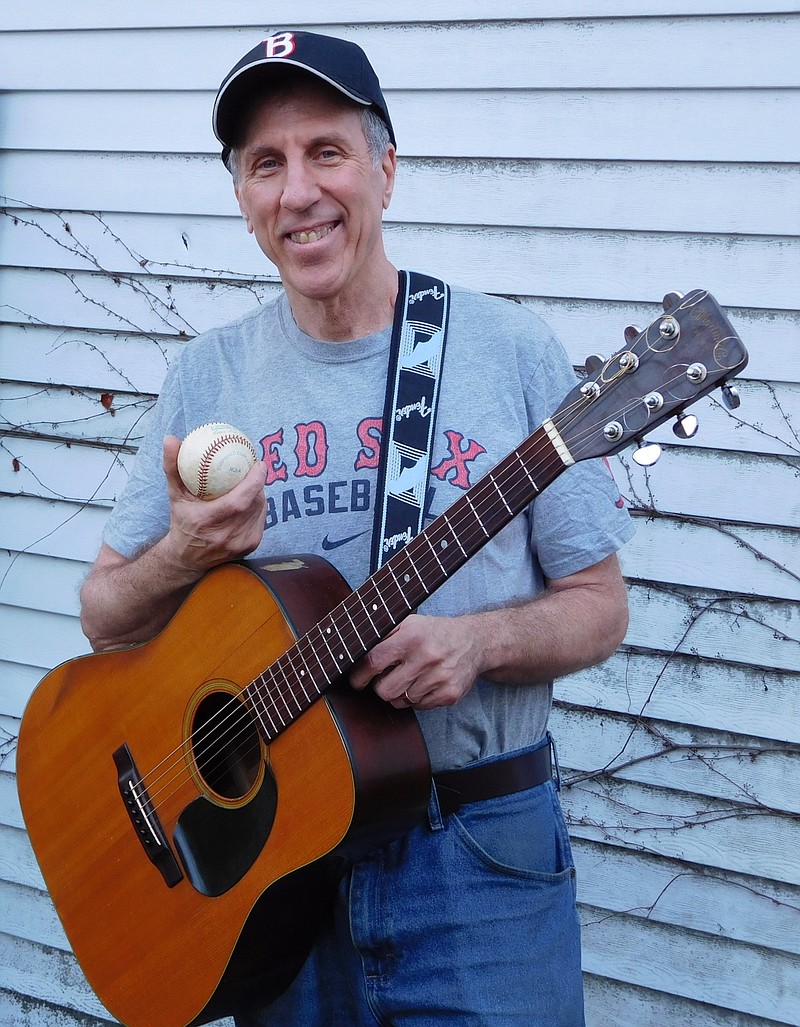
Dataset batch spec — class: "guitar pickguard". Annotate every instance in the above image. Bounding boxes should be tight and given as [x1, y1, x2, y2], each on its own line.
[173, 766, 278, 897]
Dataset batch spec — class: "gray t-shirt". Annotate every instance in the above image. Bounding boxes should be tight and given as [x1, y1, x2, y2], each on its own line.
[104, 284, 634, 771]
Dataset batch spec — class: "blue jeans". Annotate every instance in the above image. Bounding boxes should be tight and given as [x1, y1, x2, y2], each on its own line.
[237, 738, 584, 1026]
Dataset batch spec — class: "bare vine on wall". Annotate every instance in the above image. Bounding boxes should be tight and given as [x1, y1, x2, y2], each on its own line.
[3, 202, 800, 933]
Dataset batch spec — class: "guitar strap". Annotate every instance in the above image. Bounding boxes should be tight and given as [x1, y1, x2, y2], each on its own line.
[370, 270, 451, 572]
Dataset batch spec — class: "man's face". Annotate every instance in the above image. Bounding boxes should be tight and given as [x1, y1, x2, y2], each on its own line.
[234, 81, 396, 307]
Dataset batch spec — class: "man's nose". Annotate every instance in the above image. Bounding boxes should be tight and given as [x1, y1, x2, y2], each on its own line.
[280, 161, 321, 211]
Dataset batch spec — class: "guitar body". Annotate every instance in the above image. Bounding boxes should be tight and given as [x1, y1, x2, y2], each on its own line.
[17, 555, 431, 1027]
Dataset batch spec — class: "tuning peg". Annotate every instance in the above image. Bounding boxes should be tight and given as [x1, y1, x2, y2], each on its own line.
[673, 413, 699, 439]
[662, 291, 684, 313]
[631, 441, 662, 467]
[721, 384, 741, 410]
[624, 325, 640, 344]
[584, 354, 606, 375]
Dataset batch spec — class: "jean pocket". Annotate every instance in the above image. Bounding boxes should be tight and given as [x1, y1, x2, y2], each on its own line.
[450, 779, 575, 882]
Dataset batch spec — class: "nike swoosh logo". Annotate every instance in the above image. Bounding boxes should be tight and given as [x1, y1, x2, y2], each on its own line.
[321, 530, 368, 551]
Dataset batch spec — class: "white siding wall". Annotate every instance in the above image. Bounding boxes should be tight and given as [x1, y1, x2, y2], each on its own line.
[1, 3, 798, 1025]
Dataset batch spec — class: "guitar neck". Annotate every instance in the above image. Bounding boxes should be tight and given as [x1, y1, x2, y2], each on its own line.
[245, 424, 567, 740]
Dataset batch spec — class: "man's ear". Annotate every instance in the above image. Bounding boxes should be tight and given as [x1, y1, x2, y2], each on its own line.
[234, 186, 254, 234]
[381, 146, 397, 211]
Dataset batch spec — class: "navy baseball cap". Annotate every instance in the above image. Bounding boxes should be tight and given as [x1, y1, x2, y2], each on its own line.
[213, 30, 396, 164]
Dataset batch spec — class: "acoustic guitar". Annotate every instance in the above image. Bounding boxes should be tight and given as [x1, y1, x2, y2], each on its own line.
[16, 290, 748, 1026]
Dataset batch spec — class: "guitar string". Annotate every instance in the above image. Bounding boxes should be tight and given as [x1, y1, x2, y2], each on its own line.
[138, 353, 692, 812]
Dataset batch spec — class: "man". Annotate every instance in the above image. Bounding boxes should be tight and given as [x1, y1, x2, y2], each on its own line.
[80, 30, 633, 1025]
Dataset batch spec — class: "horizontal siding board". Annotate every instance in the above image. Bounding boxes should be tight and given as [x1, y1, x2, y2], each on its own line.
[4, 269, 797, 386]
[0, 324, 179, 394]
[6, 1, 800, 30]
[0, 664, 46, 721]
[583, 974, 789, 1027]
[0, 917, 108, 1016]
[3, 88, 798, 162]
[619, 515, 800, 601]
[625, 583, 800, 672]
[0, 437, 133, 506]
[564, 776, 800, 884]
[553, 705, 800, 814]
[521, 298, 800, 385]
[0, 554, 88, 617]
[573, 837, 800, 957]
[4, 210, 798, 309]
[1, 826, 44, 892]
[616, 447, 800, 528]
[645, 380, 800, 458]
[0, 771, 24, 831]
[580, 904, 800, 1024]
[1, 383, 155, 447]
[0, 989, 115, 1027]
[562, 651, 800, 742]
[1, 879, 68, 948]
[0, 496, 109, 563]
[6, 153, 799, 237]
[0, 267, 271, 338]
[0, 607, 91, 668]
[2, 18, 799, 91]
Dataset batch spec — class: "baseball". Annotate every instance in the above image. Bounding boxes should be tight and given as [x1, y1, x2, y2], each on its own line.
[177, 422, 258, 500]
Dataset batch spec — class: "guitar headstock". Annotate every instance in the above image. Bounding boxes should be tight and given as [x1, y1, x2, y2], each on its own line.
[552, 290, 749, 466]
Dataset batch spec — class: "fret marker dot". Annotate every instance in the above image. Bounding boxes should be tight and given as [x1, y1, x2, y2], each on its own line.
[440, 540, 448, 549]
[404, 573, 410, 582]
[372, 603, 378, 611]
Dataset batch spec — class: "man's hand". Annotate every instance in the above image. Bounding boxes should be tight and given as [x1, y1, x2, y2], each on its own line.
[349, 614, 483, 709]
[161, 435, 268, 573]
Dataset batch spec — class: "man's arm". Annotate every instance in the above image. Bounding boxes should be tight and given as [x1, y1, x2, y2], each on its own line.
[80, 435, 268, 652]
[349, 553, 629, 708]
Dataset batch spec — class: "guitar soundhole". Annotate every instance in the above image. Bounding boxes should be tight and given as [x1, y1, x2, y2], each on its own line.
[191, 690, 262, 802]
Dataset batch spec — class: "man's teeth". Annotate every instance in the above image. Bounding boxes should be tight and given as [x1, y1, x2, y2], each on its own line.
[291, 225, 334, 244]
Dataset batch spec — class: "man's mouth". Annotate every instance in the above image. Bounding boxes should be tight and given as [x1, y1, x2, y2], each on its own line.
[288, 223, 337, 245]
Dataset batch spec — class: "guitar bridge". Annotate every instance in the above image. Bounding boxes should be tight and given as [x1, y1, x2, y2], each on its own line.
[113, 743, 184, 888]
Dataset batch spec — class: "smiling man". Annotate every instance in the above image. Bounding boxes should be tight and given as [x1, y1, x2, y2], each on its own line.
[79, 30, 634, 1026]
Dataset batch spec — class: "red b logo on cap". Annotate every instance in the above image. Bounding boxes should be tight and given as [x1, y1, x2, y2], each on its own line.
[263, 32, 296, 58]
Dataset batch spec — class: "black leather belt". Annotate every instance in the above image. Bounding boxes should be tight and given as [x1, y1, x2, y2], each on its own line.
[433, 743, 553, 817]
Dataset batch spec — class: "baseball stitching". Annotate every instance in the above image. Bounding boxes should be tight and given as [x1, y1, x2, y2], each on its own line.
[196, 433, 254, 498]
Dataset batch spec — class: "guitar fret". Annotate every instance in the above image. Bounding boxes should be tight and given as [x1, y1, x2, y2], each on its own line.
[272, 662, 296, 721]
[440, 511, 468, 559]
[325, 617, 352, 669]
[341, 600, 368, 653]
[487, 469, 513, 515]
[399, 546, 429, 596]
[515, 450, 540, 492]
[289, 651, 314, 703]
[420, 531, 446, 576]
[363, 576, 393, 625]
[385, 562, 414, 610]
[464, 493, 490, 538]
